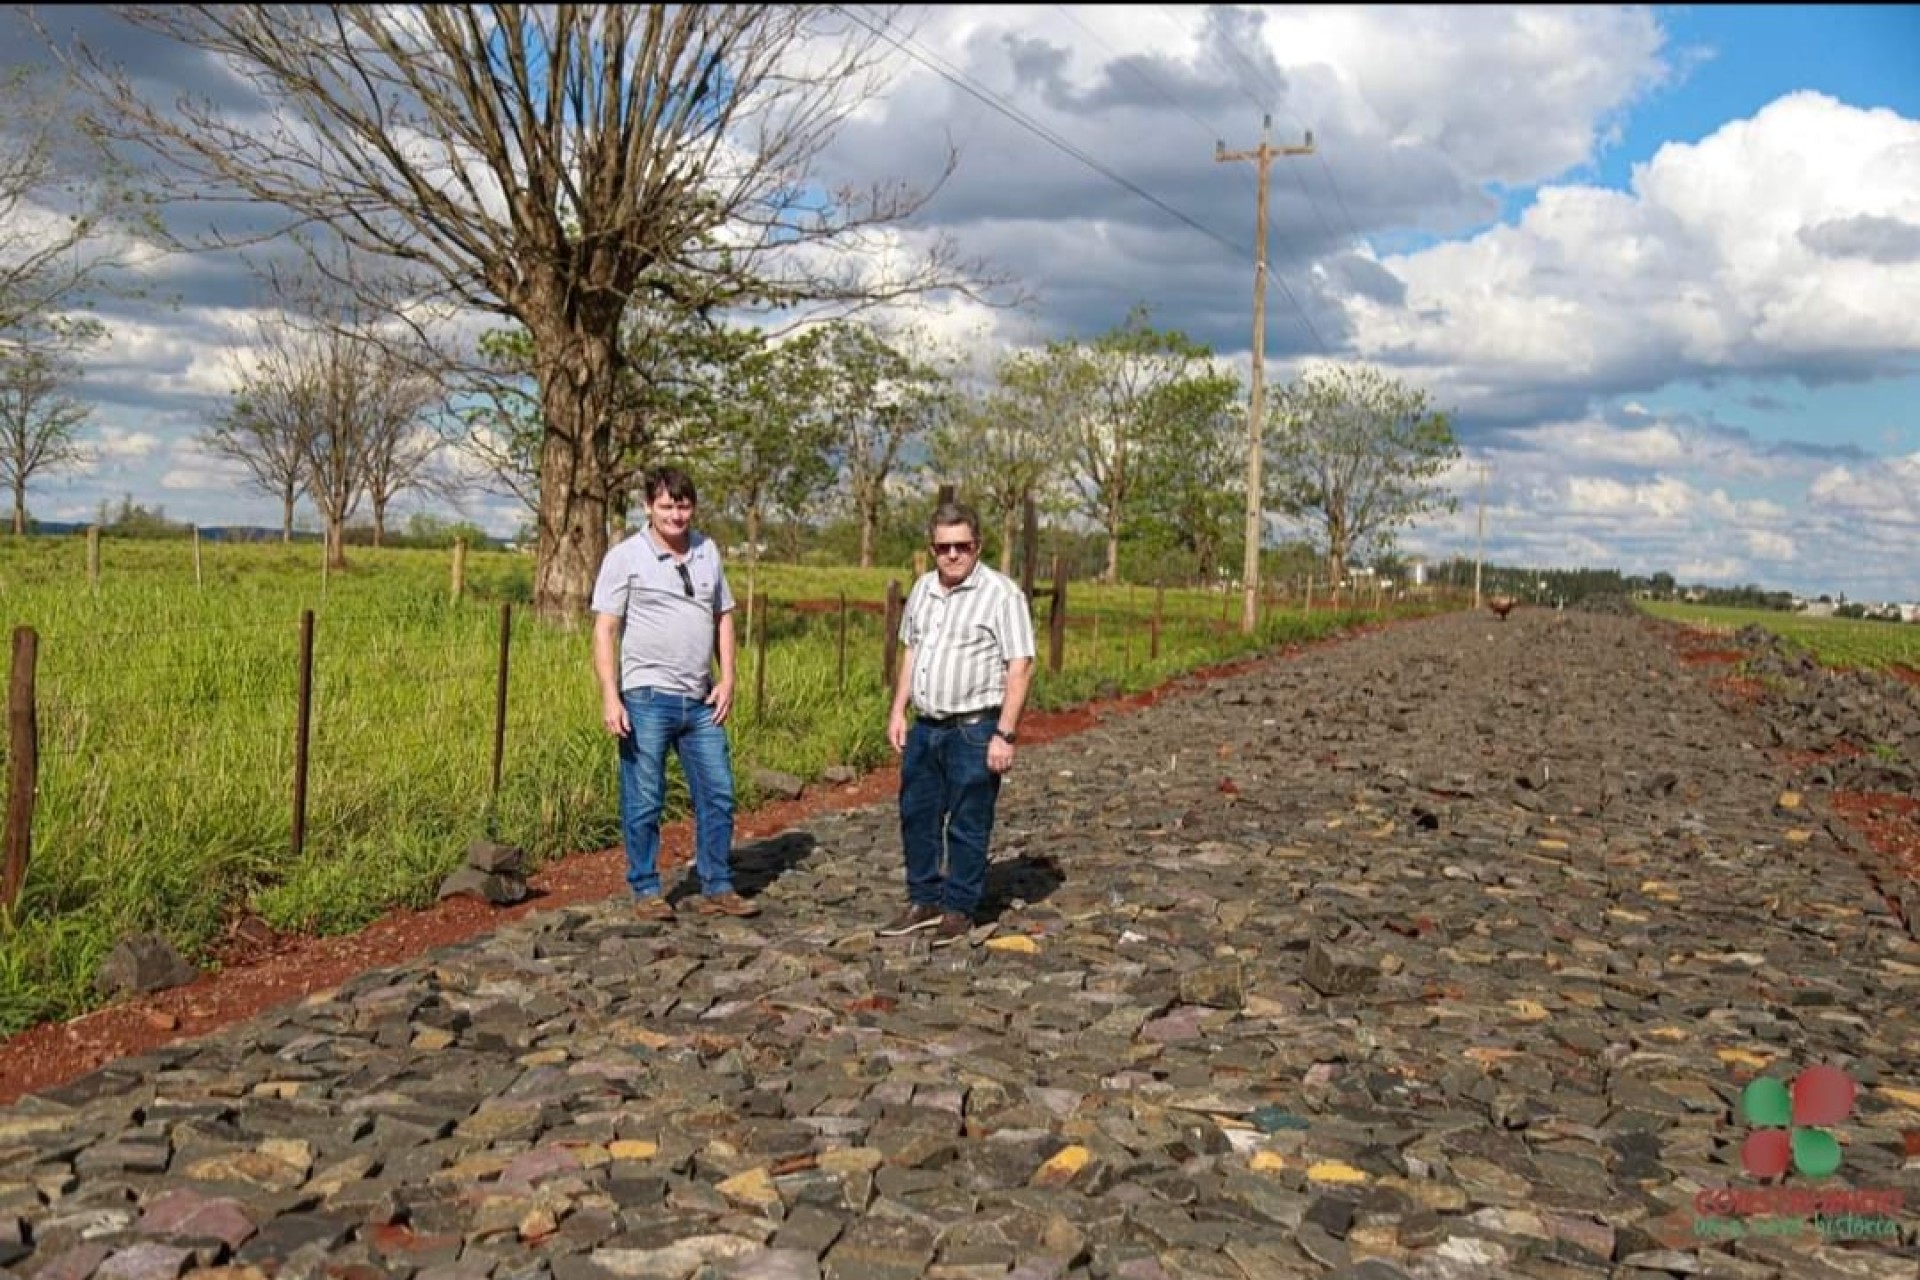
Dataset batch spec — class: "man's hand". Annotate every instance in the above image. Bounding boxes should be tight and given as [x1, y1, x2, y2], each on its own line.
[888, 708, 909, 754]
[602, 694, 630, 738]
[706, 678, 735, 726]
[986, 735, 1015, 774]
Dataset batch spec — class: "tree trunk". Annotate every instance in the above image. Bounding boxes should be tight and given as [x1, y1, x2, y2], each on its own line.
[325, 516, 346, 571]
[10, 481, 24, 535]
[858, 506, 875, 569]
[998, 511, 1016, 575]
[529, 322, 617, 623]
[372, 498, 387, 548]
[746, 504, 762, 555]
[1103, 526, 1120, 585]
[280, 488, 296, 543]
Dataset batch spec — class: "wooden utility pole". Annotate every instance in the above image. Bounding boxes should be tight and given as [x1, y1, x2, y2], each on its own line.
[1218, 117, 1314, 635]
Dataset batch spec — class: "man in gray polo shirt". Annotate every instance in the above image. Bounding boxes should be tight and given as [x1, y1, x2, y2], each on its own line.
[881, 499, 1036, 945]
[591, 467, 760, 922]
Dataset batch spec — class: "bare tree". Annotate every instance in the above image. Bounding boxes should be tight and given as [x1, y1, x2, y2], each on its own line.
[56, 5, 984, 619]
[357, 363, 446, 547]
[226, 262, 447, 567]
[0, 66, 150, 347]
[0, 336, 94, 535]
[201, 386, 309, 541]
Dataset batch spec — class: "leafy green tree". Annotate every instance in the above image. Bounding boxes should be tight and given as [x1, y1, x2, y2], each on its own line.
[1062, 308, 1223, 584]
[62, 6, 981, 620]
[931, 346, 1077, 576]
[703, 332, 838, 559]
[794, 321, 948, 568]
[1266, 362, 1460, 586]
[1129, 368, 1245, 582]
[467, 304, 756, 531]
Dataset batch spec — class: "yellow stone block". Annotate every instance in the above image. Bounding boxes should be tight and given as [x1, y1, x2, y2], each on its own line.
[1032, 1145, 1091, 1186]
[1507, 999, 1550, 1023]
[985, 935, 1041, 954]
[1249, 1151, 1288, 1173]
[1876, 1085, 1920, 1109]
[607, 1139, 659, 1161]
[1784, 829, 1813, 843]
[1777, 791, 1802, 809]
[1307, 1161, 1369, 1184]
[1715, 1047, 1776, 1069]
[1537, 839, 1570, 851]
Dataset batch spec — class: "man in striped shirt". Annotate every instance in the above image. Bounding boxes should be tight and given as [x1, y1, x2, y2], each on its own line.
[881, 500, 1037, 945]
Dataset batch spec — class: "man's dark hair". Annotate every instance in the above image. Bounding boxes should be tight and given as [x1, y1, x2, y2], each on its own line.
[926, 500, 980, 542]
[645, 466, 698, 506]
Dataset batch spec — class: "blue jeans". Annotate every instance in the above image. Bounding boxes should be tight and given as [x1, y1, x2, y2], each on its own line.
[618, 687, 736, 899]
[898, 719, 1001, 917]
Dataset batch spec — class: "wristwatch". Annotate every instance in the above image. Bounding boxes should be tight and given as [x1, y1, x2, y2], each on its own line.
[993, 727, 1017, 744]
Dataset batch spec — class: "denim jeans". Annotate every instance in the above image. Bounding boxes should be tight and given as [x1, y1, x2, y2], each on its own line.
[618, 687, 736, 898]
[898, 718, 1002, 917]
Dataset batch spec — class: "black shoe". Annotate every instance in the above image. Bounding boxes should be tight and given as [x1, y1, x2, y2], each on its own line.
[929, 911, 973, 946]
[879, 903, 942, 936]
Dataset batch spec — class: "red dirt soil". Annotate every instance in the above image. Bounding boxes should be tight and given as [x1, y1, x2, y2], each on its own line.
[0, 654, 1284, 1107]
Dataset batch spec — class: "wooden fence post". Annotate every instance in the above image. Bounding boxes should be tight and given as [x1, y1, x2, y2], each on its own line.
[192, 525, 204, 590]
[1151, 583, 1165, 661]
[491, 602, 511, 802]
[836, 592, 849, 692]
[882, 580, 903, 692]
[452, 538, 468, 602]
[753, 592, 769, 724]
[293, 609, 314, 861]
[1048, 556, 1067, 676]
[86, 526, 100, 593]
[1021, 495, 1039, 597]
[3, 626, 38, 913]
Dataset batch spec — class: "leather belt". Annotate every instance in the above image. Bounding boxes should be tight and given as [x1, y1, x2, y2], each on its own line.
[916, 707, 1000, 730]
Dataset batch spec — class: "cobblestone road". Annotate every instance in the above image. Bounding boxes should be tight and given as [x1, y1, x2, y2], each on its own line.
[1, 609, 1915, 1280]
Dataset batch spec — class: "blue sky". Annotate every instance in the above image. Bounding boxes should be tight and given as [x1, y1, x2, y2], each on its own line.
[8, 5, 1920, 602]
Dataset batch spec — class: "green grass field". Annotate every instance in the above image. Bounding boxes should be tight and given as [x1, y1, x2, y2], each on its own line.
[1638, 600, 1920, 671]
[0, 534, 1428, 1034]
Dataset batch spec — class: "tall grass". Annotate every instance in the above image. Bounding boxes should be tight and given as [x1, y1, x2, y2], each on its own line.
[0, 535, 1429, 1034]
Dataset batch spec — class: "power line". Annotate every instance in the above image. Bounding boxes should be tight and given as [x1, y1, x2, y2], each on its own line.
[839, 5, 1245, 262]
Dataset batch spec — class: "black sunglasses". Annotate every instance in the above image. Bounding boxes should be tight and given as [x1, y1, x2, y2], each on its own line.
[674, 562, 694, 597]
[931, 540, 976, 556]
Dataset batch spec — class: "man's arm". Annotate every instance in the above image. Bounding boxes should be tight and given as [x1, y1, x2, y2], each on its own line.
[887, 643, 916, 754]
[593, 612, 629, 737]
[997, 656, 1035, 739]
[708, 609, 737, 724]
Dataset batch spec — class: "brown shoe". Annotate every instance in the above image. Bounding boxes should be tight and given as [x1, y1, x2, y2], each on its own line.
[929, 911, 973, 946]
[878, 903, 943, 937]
[633, 894, 675, 923]
[694, 891, 761, 918]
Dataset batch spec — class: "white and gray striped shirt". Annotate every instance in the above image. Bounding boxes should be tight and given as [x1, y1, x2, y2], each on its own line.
[900, 561, 1037, 718]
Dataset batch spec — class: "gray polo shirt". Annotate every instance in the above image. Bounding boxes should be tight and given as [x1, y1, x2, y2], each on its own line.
[590, 528, 735, 698]
[900, 561, 1036, 717]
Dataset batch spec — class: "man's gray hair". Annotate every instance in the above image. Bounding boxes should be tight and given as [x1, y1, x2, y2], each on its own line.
[926, 500, 980, 541]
